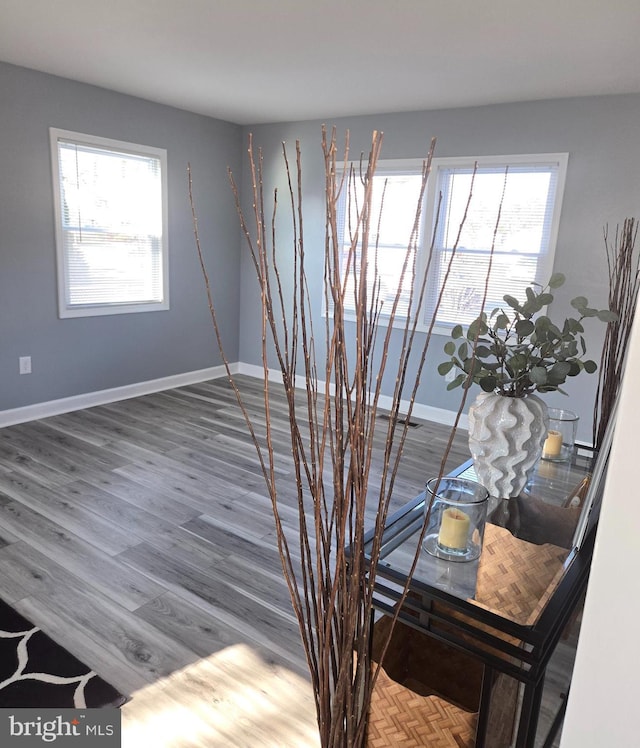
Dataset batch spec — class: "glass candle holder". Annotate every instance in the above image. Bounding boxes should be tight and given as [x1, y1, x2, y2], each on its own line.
[423, 477, 489, 562]
[542, 408, 579, 462]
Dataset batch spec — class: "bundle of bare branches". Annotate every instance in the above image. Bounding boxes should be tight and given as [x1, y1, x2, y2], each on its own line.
[593, 218, 639, 450]
[189, 128, 486, 747]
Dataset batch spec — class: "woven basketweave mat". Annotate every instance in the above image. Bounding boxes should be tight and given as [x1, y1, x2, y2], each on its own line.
[473, 523, 568, 626]
[427, 524, 569, 669]
[369, 614, 517, 747]
[368, 664, 477, 748]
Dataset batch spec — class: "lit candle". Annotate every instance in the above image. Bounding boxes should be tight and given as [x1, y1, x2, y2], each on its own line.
[543, 429, 563, 458]
[438, 507, 471, 550]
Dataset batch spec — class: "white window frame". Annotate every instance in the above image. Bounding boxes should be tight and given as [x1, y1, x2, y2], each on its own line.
[50, 128, 169, 319]
[422, 153, 568, 334]
[330, 153, 568, 335]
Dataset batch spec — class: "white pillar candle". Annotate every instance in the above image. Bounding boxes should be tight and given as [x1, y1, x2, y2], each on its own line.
[438, 507, 471, 550]
[543, 429, 563, 458]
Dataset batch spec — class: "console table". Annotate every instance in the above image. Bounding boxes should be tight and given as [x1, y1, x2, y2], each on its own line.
[362, 453, 596, 747]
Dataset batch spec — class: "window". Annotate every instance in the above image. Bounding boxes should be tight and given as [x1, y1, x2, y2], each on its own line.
[50, 128, 168, 318]
[336, 154, 568, 332]
[337, 162, 426, 320]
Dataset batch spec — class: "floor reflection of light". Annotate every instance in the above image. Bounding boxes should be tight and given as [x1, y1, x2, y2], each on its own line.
[121, 643, 320, 747]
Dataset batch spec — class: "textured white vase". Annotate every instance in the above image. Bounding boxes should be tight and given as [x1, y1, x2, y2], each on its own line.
[468, 392, 549, 498]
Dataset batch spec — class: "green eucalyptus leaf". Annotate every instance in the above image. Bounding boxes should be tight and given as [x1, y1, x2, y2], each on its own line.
[463, 358, 483, 377]
[479, 376, 497, 392]
[531, 296, 548, 314]
[451, 324, 463, 339]
[458, 341, 469, 360]
[529, 367, 548, 385]
[548, 361, 571, 383]
[447, 374, 466, 390]
[438, 361, 453, 376]
[583, 359, 598, 374]
[568, 360, 581, 376]
[444, 341, 456, 356]
[515, 319, 535, 337]
[494, 314, 510, 330]
[467, 318, 488, 340]
[597, 309, 618, 323]
[503, 294, 521, 311]
[563, 317, 583, 334]
[548, 273, 565, 289]
[537, 293, 554, 306]
[535, 315, 551, 330]
[475, 345, 492, 358]
[507, 353, 528, 371]
[564, 341, 579, 358]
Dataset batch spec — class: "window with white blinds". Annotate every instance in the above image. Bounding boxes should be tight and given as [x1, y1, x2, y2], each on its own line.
[50, 129, 169, 318]
[423, 155, 567, 330]
[335, 154, 567, 333]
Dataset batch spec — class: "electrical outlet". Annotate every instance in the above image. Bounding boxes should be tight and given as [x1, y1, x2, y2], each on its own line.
[19, 356, 31, 375]
[445, 367, 456, 383]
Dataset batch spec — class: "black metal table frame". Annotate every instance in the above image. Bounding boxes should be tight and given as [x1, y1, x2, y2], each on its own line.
[362, 470, 595, 748]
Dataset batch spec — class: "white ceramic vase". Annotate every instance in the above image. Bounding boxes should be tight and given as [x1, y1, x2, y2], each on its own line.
[468, 391, 549, 498]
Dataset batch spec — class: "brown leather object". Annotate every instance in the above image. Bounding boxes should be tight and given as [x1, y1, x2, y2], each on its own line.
[507, 494, 580, 549]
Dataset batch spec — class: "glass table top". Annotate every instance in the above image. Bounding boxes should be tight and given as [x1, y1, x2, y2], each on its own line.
[367, 453, 593, 626]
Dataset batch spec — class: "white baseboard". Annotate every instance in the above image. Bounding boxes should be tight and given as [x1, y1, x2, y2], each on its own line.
[237, 362, 468, 430]
[0, 361, 466, 431]
[0, 364, 236, 428]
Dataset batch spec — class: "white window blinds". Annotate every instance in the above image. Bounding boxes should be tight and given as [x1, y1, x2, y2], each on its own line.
[338, 168, 425, 320]
[424, 158, 566, 329]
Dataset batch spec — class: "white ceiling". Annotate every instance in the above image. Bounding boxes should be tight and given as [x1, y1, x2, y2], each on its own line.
[1, 0, 639, 125]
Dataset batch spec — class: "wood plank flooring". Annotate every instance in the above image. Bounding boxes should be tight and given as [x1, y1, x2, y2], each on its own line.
[0, 375, 577, 746]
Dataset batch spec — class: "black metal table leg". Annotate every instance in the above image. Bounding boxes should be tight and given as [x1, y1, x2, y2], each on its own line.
[474, 664, 495, 748]
[541, 688, 570, 748]
[516, 676, 546, 748]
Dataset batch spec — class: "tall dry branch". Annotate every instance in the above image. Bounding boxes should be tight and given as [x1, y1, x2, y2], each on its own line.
[593, 218, 639, 449]
[188, 127, 496, 747]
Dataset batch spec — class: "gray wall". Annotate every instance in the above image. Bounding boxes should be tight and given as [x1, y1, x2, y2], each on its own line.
[0, 61, 242, 411]
[3, 59, 638, 441]
[239, 96, 640, 440]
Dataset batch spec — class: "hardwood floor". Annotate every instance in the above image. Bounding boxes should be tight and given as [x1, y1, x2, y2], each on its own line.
[0, 375, 576, 746]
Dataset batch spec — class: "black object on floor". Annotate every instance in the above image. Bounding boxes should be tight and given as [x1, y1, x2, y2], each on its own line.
[0, 598, 126, 708]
